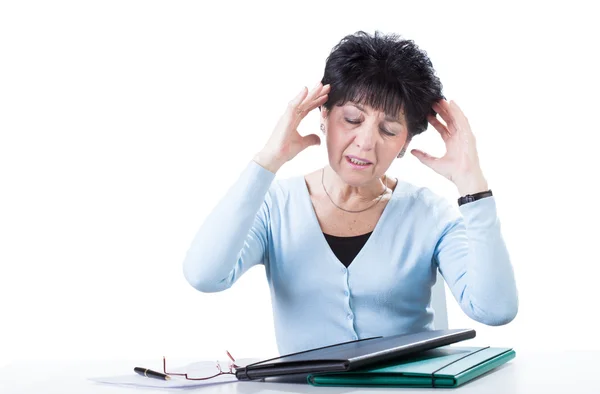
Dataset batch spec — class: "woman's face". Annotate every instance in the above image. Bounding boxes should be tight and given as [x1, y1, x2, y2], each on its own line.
[321, 101, 409, 185]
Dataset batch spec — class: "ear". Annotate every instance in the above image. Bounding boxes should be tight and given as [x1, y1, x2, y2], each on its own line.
[397, 138, 411, 158]
[320, 107, 329, 121]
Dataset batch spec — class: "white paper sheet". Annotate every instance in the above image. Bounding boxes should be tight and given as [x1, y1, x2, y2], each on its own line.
[89, 358, 261, 389]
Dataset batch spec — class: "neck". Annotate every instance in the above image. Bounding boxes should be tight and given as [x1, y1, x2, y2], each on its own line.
[322, 166, 388, 205]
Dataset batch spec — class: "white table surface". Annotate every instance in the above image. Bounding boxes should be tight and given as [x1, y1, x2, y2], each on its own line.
[1, 350, 597, 394]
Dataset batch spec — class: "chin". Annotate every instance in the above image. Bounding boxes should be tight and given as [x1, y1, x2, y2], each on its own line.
[339, 168, 378, 186]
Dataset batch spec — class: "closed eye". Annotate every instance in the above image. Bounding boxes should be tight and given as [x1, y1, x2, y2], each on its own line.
[345, 118, 396, 136]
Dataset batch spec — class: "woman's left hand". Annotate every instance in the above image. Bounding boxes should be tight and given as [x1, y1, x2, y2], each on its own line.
[411, 99, 489, 195]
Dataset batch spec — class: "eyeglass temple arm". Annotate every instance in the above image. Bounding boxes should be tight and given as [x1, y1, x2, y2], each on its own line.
[226, 350, 240, 368]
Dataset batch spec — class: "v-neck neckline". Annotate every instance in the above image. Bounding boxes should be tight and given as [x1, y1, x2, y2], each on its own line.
[298, 173, 399, 271]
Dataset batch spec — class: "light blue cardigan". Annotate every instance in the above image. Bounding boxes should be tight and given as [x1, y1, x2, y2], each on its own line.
[183, 160, 518, 356]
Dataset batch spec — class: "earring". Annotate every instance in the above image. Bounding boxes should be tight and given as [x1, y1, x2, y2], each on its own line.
[320, 124, 325, 133]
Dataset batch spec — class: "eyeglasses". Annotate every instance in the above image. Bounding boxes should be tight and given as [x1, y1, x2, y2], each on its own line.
[162, 351, 240, 380]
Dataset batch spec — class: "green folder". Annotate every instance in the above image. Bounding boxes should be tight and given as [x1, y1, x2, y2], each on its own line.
[307, 346, 515, 388]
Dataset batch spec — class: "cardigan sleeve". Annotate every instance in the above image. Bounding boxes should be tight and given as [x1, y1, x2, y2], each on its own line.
[182, 159, 276, 293]
[432, 196, 519, 326]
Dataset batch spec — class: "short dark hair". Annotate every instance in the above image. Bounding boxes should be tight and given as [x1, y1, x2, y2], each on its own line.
[321, 31, 445, 139]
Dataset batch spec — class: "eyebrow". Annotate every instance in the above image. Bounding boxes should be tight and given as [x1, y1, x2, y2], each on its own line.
[349, 103, 404, 124]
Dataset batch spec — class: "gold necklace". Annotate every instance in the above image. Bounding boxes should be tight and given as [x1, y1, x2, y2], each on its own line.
[321, 168, 388, 213]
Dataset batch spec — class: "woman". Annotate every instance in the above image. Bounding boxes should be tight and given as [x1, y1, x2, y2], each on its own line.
[183, 31, 518, 356]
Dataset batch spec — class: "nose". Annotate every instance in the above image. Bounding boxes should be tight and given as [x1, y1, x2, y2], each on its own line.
[353, 125, 378, 151]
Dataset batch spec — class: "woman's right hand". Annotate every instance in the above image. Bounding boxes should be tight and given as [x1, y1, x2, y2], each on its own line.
[253, 82, 330, 173]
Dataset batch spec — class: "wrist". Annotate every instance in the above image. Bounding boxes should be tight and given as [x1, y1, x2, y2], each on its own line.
[453, 171, 489, 196]
[252, 150, 286, 174]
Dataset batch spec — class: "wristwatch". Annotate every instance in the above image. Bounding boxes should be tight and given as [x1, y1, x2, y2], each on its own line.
[457, 189, 493, 206]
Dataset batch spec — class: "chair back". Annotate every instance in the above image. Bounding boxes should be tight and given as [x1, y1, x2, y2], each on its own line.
[431, 269, 449, 330]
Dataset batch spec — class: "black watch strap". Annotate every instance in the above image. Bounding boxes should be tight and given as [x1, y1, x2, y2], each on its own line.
[457, 189, 493, 206]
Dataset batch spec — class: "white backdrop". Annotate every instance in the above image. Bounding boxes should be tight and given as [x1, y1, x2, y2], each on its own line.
[1, 1, 599, 366]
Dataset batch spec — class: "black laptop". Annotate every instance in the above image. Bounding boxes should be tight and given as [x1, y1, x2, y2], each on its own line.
[235, 328, 476, 381]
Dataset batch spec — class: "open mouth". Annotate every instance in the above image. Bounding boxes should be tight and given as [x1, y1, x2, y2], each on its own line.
[346, 156, 372, 167]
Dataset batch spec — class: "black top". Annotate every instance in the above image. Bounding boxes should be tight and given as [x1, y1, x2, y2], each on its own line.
[323, 231, 373, 267]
